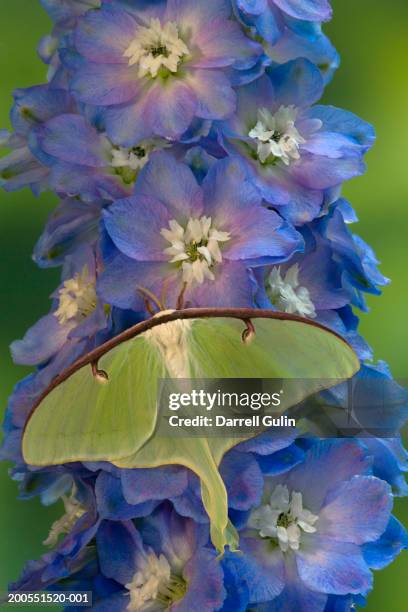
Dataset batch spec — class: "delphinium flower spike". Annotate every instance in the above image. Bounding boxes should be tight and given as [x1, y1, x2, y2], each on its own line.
[1, 2, 406, 611]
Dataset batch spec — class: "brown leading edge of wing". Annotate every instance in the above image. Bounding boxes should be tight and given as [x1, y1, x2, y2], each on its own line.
[23, 307, 358, 433]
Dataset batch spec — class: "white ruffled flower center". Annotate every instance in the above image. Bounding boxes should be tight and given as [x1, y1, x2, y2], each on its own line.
[43, 489, 86, 548]
[124, 18, 189, 78]
[161, 216, 231, 285]
[111, 145, 149, 172]
[126, 553, 171, 611]
[249, 106, 306, 165]
[54, 266, 97, 325]
[249, 484, 318, 552]
[268, 264, 316, 318]
[126, 552, 186, 611]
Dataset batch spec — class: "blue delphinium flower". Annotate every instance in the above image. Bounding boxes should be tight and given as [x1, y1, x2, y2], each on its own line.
[313, 361, 408, 496]
[254, 197, 388, 359]
[222, 439, 401, 611]
[94, 507, 226, 611]
[234, 0, 332, 39]
[32, 198, 102, 268]
[0, 85, 74, 194]
[31, 112, 170, 201]
[68, 0, 263, 144]
[232, 0, 331, 52]
[99, 152, 301, 309]
[217, 59, 375, 224]
[268, 23, 339, 85]
[232, 0, 339, 84]
[41, 0, 101, 25]
[10, 246, 108, 370]
[9, 477, 101, 593]
[37, 0, 102, 84]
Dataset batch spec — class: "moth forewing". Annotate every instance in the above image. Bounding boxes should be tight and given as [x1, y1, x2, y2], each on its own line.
[22, 308, 359, 552]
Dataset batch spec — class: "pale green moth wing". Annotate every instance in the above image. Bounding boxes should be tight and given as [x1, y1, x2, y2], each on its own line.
[113, 314, 360, 552]
[189, 316, 360, 463]
[23, 312, 359, 552]
[22, 335, 165, 465]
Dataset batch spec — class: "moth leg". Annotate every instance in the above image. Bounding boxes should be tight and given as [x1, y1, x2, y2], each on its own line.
[241, 318, 256, 344]
[136, 286, 163, 314]
[91, 361, 109, 383]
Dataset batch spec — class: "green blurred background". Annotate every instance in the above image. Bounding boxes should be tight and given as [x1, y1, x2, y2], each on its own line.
[0, 1, 406, 609]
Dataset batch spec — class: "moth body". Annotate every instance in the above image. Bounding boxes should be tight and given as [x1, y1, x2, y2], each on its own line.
[144, 310, 192, 378]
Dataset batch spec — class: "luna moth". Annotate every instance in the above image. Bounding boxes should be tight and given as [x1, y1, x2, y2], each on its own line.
[22, 308, 360, 552]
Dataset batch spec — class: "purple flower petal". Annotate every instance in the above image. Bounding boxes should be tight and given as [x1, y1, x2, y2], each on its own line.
[135, 152, 204, 220]
[363, 437, 408, 497]
[50, 162, 128, 201]
[269, 59, 324, 108]
[301, 132, 363, 159]
[0, 146, 49, 194]
[225, 74, 275, 135]
[171, 473, 209, 523]
[290, 151, 366, 190]
[297, 535, 372, 595]
[318, 476, 392, 545]
[235, 428, 298, 455]
[33, 199, 101, 268]
[238, 535, 285, 603]
[187, 261, 254, 308]
[75, 4, 136, 64]
[256, 443, 305, 475]
[36, 114, 107, 167]
[104, 194, 170, 261]
[97, 251, 180, 311]
[166, 0, 231, 24]
[121, 466, 188, 505]
[10, 313, 73, 366]
[274, 0, 332, 22]
[363, 516, 408, 570]
[307, 106, 375, 148]
[97, 520, 141, 585]
[285, 440, 371, 513]
[236, 0, 268, 16]
[95, 472, 158, 520]
[147, 80, 199, 139]
[177, 548, 226, 612]
[140, 505, 208, 566]
[192, 19, 262, 70]
[71, 62, 141, 106]
[104, 97, 157, 147]
[258, 554, 328, 612]
[186, 69, 236, 120]
[203, 157, 301, 263]
[297, 240, 349, 310]
[220, 450, 264, 511]
[11, 86, 75, 136]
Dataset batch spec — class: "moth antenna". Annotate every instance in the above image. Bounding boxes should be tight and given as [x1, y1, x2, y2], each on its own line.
[161, 278, 170, 310]
[242, 319, 256, 344]
[144, 298, 155, 316]
[137, 286, 164, 313]
[177, 282, 188, 310]
[91, 361, 109, 383]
